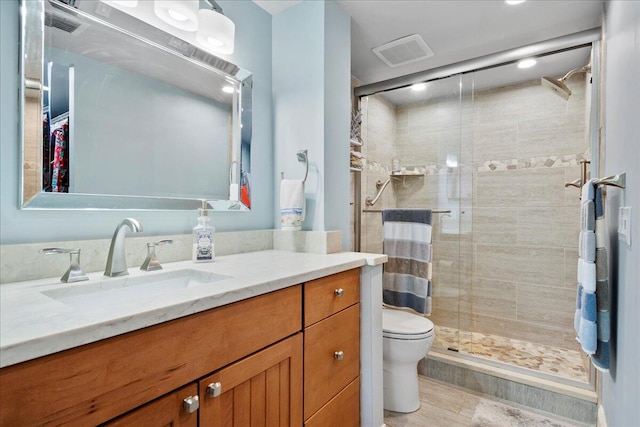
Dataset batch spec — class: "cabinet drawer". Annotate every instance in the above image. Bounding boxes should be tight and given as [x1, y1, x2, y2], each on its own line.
[0, 286, 302, 427]
[101, 383, 198, 427]
[304, 378, 360, 427]
[304, 303, 360, 419]
[304, 268, 359, 326]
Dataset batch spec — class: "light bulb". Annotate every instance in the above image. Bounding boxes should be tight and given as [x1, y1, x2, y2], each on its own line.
[517, 58, 537, 69]
[167, 9, 188, 22]
[207, 37, 224, 47]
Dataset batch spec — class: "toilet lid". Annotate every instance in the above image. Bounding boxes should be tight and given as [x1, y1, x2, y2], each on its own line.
[382, 308, 434, 340]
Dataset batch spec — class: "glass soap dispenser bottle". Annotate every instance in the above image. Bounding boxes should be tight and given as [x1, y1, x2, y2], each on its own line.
[192, 201, 215, 263]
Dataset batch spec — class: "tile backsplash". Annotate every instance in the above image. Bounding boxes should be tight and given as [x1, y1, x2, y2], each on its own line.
[1, 230, 342, 284]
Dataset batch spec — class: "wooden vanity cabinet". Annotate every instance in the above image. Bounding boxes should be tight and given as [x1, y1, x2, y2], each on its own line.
[0, 268, 364, 427]
[0, 285, 302, 426]
[303, 269, 360, 426]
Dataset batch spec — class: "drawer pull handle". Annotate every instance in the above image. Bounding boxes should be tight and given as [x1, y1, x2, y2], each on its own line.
[334, 351, 344, 360]
[207, 382, 223, 398]
[334, 288, 345, 297]
[183, 395, 199, 413]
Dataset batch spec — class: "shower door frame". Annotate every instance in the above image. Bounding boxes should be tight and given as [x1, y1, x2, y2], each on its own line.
[353, 30, 602, 391]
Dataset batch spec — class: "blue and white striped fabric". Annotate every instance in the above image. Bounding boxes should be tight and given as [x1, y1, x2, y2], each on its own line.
[382, 209, 433, 315]
[575, 179, 610, 372]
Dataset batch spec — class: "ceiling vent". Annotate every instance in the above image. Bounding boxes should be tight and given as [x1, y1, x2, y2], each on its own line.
[45, 11, 84, 34]
[372, 34, 434, 68]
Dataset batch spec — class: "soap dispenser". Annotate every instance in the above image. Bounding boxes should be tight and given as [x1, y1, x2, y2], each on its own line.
[193, 201, 215, 263]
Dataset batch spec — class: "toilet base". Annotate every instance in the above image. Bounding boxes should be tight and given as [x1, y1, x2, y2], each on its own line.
[383, 361, 421, 413]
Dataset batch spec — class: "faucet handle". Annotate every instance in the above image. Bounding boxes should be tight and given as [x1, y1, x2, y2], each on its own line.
[140, 240, 173, 271]
[40, 248, 89, 283]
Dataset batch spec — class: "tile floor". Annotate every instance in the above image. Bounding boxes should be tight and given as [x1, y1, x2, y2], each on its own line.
[384, 376, 591, 427]
[433, 326, 589, 383]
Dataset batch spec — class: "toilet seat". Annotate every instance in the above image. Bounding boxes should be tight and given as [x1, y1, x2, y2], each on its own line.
[382, 308, 434, 340]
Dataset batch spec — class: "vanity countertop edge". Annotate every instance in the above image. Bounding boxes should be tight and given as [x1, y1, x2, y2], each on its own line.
[0, 250, 387, 368]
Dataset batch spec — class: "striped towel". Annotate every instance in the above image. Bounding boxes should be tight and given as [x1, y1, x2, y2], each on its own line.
[382, 209, 433, 315]
[575, 180, 610, 372]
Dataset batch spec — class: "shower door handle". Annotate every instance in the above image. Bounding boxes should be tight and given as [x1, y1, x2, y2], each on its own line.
[564, 160, 590, 196]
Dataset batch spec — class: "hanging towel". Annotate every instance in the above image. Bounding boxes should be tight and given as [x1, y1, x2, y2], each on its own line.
[382, 209, 433, 315]
[575, 180, 611, 371]
[280, 179, 305, 230]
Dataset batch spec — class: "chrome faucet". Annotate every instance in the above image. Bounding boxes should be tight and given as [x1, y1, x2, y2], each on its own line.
[104, 218, 143, 277]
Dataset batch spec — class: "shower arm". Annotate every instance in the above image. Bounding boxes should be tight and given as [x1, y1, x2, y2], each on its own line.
[560, 65, 591, 81]
[365, 178, 391, 207]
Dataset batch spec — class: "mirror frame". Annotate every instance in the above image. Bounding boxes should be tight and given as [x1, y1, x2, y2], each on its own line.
[20, 0, 252, 211]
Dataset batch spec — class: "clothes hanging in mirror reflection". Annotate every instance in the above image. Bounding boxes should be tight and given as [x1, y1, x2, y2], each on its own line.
[46, 113, 70, 193]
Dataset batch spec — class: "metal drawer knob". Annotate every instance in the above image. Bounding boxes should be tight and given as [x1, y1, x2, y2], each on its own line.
[334, 288, 345, 297]
[334, 351, 344, 361]
[207, 382, 223, 398]
[183, 395, 199, 413]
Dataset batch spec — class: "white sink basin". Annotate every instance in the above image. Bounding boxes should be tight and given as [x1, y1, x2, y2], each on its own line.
[41, 269, 231, 309]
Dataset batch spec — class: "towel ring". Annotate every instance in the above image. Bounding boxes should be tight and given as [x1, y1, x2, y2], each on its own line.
[297, 150, 309, 184]
[280, 150, 309, 184]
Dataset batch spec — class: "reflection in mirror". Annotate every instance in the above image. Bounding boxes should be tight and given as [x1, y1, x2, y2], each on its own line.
[21, 0, 252, 211]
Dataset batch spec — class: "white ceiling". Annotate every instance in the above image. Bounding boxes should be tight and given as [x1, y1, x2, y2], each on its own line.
[336, 0, 604, 85]
[252, 0, 603, 100]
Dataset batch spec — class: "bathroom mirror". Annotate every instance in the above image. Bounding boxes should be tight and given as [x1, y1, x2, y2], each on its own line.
[20, 0, 252, 211]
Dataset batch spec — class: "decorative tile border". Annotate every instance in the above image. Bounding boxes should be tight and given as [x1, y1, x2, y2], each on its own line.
[364, 152, 589, 177]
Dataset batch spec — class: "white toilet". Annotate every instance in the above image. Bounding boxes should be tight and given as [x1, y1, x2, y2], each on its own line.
[382, 307, 435, 413]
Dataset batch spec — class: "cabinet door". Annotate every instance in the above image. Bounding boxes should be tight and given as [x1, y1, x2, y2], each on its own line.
[199, 333, 303, 427]
[101, 383, 198, 427]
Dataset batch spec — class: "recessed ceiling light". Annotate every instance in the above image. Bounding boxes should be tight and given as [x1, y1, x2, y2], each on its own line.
[517, 58, 537, 69]
[411, 83, 427, 92]
[505, 0, 526, 5]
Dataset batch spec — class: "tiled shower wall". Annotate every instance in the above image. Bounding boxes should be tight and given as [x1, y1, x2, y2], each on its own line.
[361, 74, 589, 351]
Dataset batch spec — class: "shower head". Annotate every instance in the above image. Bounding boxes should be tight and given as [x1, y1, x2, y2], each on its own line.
[541, 77, 572, 100]
[541, 64, 591, 100]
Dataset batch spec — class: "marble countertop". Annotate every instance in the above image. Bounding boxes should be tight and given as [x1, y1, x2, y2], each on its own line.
[0, 250, 386, 368]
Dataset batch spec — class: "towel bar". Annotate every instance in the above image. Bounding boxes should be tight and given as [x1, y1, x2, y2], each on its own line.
[363, 209, 452, 214]
[595, 173, 626, 189]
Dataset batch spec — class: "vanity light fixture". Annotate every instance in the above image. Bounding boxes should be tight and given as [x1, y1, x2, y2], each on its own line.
[154, 0, 199, 32]
[517, 58, 537, 68]
[196, 0, 235, 55]
[410, 83, 427, 91]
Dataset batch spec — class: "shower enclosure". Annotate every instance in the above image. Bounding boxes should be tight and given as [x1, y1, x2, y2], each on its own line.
[353, 37, 600, 390]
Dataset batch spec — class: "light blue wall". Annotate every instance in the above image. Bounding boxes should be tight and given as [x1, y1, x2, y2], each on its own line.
[601, 1, 640, 425]
[272, 1, 351, 249]
[273, 1, 326, 233]
[0, 0, 274, 244]
[323, 1, 351, 250]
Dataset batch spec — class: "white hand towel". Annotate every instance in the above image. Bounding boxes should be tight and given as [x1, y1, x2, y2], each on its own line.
[280, 179, 305, 230]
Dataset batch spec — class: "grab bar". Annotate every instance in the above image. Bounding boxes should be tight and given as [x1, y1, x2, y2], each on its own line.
[365, 178, 391, 206]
